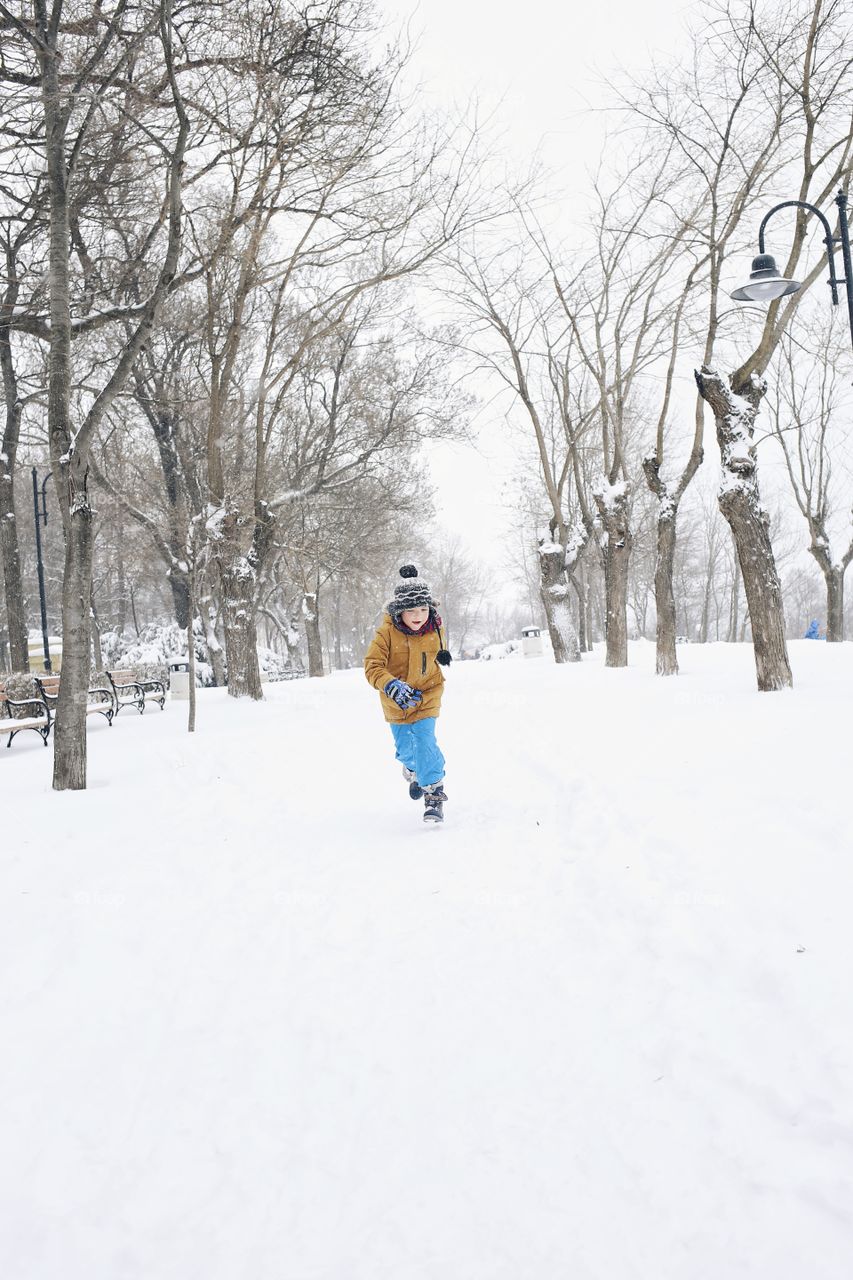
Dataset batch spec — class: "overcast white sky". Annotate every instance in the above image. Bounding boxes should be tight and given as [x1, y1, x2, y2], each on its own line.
[376, 0, 695, 573]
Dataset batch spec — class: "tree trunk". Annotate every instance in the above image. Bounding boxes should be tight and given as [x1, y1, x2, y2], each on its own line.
[699, 558, 713, 644]
[594, 485, 632, 668]
[1, 223, 29, 673]
[333, 584, 343, 670]
[727, 556, 740, 642]
[199, 583, 226, 686]
[41, 19, 84, 788]
[168, 565, 191, 631]
[642, 433, 704, 676]
[720, 487, 791, 686]
[285, 615, 304, 671]
[0, 471, 28, 672]
[570, 572, 589, 652]
[129, 583, 141, 637]
[825, 566, 844, 642]
[303, 593, 324, 677]
[538, 540, 580, 663]
[53, 508, 95, 790]
[654, 509, 679, 675]
[695, 367, 792, 691]
[116, 523, 128, 636]
[220, 554, 262, 699]
[188, 558, 197, 733]
[90, 598, 103, 671]
[44, 3, 188, 788]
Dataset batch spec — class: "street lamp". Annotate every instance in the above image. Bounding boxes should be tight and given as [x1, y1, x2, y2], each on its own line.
[31, 467, 52, 674]
[730, 188, 853, 350]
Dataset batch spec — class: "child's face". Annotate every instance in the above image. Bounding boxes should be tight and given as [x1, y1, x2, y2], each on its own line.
[401, 605, 429, 631]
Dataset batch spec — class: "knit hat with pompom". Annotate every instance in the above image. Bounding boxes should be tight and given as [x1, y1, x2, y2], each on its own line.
[387, 564, 433, 615]
[387, 565, 452, 665]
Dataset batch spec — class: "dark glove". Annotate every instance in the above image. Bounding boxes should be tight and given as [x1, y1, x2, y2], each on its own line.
[383, 678, 423, 710]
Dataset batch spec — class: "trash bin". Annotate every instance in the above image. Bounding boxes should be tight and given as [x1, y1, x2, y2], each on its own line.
[521, 626, 544, 658]
[168, 658, 191, 700]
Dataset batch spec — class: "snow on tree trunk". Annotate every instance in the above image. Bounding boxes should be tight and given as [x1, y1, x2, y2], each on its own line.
[220, 556, 262, 700]
[808, 533, 847, 644]
[593, 481, 632, 669]
[538, 540, 580, 663]
[653, 505, 678, 676]
[642, 443, 703, 676]
[52, 504, 95, 790]
[285, 618, 304, 671]
[695, 367, 792, 691]
[302, 592, 324, 677]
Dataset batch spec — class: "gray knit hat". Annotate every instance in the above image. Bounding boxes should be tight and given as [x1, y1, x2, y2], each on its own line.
[387, 564, 433, 617]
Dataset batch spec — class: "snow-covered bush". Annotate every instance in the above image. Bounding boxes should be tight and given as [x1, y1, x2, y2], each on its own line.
[99, 621, 216, 687]
[97, 624, 303, 687]
[479, 639, 522, 661]
[0, 673, 40, 719]
[257, 646, 304, 682]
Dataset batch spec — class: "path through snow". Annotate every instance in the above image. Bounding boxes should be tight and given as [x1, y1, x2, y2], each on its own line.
[2, 641, 851, 1279]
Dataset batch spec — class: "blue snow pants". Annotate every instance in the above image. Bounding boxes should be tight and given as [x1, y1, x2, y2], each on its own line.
[390, 717, 445, 787]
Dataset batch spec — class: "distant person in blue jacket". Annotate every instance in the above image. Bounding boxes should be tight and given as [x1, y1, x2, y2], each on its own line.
[804, 619, 821, 639]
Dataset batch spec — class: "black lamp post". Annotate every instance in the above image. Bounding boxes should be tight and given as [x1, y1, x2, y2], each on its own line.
[31, 467, 52, 673]
[730, 188, 853, 351]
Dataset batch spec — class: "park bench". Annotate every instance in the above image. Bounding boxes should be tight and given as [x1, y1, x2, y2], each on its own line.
[36, 675, 114, 728]
[1, 673, 117, 749]
[0, 678, 51, 748]
[1, 668, 165, 750]
[105, 669, 166, 715]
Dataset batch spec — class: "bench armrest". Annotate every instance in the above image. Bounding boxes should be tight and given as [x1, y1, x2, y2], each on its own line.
[112, 679, 144, 695]
[3, 694, 49, 718]
[5, 694, 47, 711]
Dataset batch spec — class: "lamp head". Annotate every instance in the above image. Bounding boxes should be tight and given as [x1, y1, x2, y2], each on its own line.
[731, 254, 801, 303]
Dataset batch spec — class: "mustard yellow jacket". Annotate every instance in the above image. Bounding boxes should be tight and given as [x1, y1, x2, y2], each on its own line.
[364, 614, 445, 724]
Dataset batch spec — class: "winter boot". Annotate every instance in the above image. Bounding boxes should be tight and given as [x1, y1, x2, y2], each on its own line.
[423, 782, 448, 823]
[402, 765, 423, 800]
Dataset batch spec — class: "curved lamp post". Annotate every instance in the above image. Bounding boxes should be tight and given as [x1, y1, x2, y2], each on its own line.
[730, 188, 853, 351]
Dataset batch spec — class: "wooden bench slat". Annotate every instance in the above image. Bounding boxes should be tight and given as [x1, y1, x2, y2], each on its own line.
[2, 716, 48, 730]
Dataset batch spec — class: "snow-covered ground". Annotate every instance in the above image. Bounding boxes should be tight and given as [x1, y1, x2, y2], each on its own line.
[2, 640, 852, 1280]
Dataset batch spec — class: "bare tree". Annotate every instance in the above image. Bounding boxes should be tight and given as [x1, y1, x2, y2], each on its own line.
[179, 4, 488, 698]
[0, 224, 38, 672]
[625, 3, 802, 674]
[769, 322, 853, 640]
[267, 310, 462, 674]
[693, 0, 853, 689]
[447, 247, 589, 662]
[0, 0, 190, 787]
[544, 161, 691, 668]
